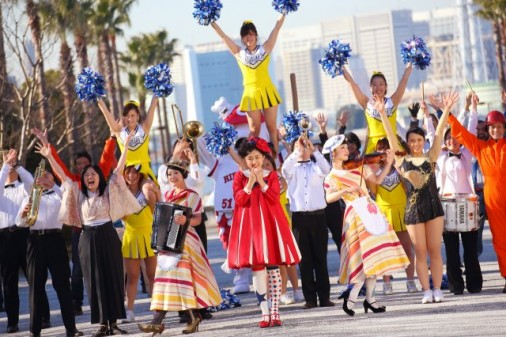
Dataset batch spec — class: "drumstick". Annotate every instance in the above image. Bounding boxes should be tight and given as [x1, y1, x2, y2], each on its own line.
[290, 73, 299, 112]
[465, 77, 476, 95]
[421, 81, 425, 102]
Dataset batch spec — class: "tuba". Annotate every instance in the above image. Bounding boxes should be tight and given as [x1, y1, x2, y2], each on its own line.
[171, 104, 204, 163]
[26, 160, 45, 226]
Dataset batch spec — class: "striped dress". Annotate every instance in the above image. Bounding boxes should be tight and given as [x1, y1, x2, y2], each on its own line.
[150, 189, 221, 311]
[324, 167, 409, 284]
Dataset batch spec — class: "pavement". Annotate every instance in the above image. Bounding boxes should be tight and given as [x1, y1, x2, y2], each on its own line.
[2, 214, 506, 337]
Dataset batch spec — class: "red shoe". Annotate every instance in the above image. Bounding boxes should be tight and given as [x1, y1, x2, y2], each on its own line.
[258, 315, 270, 328]
[269, 314, 282, 327]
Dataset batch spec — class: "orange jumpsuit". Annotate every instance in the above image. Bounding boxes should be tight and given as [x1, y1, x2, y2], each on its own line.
[449, 115, 506, 276]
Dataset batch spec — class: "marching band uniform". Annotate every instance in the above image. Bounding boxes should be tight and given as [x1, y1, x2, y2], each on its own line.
[282, 148, 332, 307]
[0, 162, 49, 333]
[16, 185, 82, 337]
[237, 45, 281, 111]
[436, 146, 483, 294]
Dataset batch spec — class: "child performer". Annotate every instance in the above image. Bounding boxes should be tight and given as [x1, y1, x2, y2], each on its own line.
[323, 135, 409, 316]
[228, 137, 301, 327]
[138, 160, 221, 335]
[377, 91, 459, 303]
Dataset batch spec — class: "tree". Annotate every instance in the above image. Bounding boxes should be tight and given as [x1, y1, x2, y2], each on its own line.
[26, 0, 51, 130]
[474, 0, 506, 91]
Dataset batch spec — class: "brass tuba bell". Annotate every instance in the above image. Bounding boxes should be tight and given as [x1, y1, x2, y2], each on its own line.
[26, 159, 46, 226]
[171, 104, 205, 163]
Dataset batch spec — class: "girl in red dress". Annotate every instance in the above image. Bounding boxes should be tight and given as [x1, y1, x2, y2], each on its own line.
[227, 137, 301, 328]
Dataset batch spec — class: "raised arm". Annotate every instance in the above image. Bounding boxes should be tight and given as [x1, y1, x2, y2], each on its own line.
[97, 136, 118, 180]
[365, 150, 395, 186]
[428, 91, 459, 162]
[141, 96, 159, 133]
[263, 13, 286, 54]
[97, 100, 122, 134]
[342, 67, 368, 109]
[390, 63, 413, 107]
[228, 146, 247, 171]
[32, 128, 76, 181]
[36, 143, 70, 183]
[115, 132, 133, 175]
[211, 21, 241, 55]
[375, 95, 401, 154]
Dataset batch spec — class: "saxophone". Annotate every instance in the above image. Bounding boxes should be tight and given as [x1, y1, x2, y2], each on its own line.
[26, 159, 45, 226]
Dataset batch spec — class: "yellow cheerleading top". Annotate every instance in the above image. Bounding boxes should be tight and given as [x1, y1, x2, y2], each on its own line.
[364, 97, 398, 154]
[375, 166, 407, 232]
[122, 190, 155, 258]
[118, 125, 157, 183]
[236, 45, 282, 111]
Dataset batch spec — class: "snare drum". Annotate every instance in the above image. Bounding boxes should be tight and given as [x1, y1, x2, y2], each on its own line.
[441, 194, 478, 232]
[151, 202, 192, 253]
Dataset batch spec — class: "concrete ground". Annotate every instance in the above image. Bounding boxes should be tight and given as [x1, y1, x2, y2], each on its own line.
[2, 216, 505, 337]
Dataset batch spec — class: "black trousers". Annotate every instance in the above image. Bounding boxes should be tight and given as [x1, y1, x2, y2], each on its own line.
[325, 200, 345, 253]
[292, 211, 331, 303]
[443, 230, 483, 293]
[71, 228, 84, 306]
[194, 212, 208, 253]
[0, 227, 49, 327]
[27, 231, 76, 334]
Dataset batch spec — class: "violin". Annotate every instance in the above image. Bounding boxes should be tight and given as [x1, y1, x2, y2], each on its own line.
[342, 152, 387, 170]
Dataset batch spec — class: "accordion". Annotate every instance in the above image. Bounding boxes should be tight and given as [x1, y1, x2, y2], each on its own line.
[151, 202, 192, 254]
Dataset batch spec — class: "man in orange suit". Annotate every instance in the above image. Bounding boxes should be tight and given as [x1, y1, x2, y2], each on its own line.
[448, 110, 506, 293]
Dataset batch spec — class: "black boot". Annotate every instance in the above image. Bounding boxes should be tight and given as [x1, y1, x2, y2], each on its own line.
[108, 320, 128, 335]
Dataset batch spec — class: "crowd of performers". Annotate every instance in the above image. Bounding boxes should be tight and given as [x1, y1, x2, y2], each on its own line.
[2, 12, 506, 337]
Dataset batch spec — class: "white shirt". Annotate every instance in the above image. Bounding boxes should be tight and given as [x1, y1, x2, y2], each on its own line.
[436, 149, 474, 195]
[0, 163, 33, 228]
[282, 150, 330, 212]
[16, 186, 63, 230]
[158, 163, 203, 196]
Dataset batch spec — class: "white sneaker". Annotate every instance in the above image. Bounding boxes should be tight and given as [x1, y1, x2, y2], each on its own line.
[433, 289, 444, 303]
[421, 290, 434, 304]
[382, 282, 393, 295]
[406, 280, 419, 293]
[122, 310, 135, 323]
[280, 292, 295, 305]
[293, 289, 304, 302]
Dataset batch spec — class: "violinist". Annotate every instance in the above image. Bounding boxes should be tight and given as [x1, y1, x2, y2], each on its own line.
[376, 91, 459, 304]
[323, 135, 409, 317]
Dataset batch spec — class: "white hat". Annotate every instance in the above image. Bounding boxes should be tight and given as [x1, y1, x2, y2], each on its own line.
[211, 96, 235, 120]
[322, 135, 346, 154]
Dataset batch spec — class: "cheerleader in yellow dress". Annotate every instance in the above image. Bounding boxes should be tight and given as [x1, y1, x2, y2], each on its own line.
[121, 164, 161, 323]
[98, 97, 159, 182]
[211, 14, 286, 154]
[341, 64, 413, 154]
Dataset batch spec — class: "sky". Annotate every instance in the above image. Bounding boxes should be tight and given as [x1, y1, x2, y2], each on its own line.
[122, 0, 458, 47]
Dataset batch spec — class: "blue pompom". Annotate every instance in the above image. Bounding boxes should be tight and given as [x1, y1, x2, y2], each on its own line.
[144, 63, 174, 98]
[75, 67, 107, 102]
[204, 122, 238, 157]
[272, 0, 300, 14]
[282, 111, 313, 143]
[209, 289, 242, 312]
[193, 0, 223, 26]
[400, 35, 431, 70]
[319, 40, 352, 78]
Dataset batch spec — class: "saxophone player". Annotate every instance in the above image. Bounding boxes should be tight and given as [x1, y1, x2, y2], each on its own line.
[16, 167, 83, 337]
[0, 149, 50, 334]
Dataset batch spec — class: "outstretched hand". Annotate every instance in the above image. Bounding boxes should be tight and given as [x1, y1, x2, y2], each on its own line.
[338, 110, 350, 127]
[428, 94, 444, 111]
[35, 142, 51, 158]
[442, 90, 460, 112]
[408, 102, 420, 119]
[315, 112, 328, 132]
[31, 128, 49, 146]
[3, 149, 18, 166]
[372, 94, 386, 116]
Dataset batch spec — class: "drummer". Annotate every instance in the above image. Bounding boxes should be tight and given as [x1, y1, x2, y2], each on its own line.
[436, 128, 483, 295]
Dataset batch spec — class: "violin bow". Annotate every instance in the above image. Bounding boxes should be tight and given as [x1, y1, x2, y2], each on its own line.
[358, 155, 366, 196]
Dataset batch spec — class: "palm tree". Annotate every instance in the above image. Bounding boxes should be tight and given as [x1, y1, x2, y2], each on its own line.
[26, 0, 50, 130]
[40, 0, 78, 159]
[0, 2, 8, 148]
[474, 0, 506, 90]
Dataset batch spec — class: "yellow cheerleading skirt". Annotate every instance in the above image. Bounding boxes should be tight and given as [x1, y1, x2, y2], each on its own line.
[239, 82, 282, 111]
[377, 203, 407, 232]
[121, 226, 155, 259]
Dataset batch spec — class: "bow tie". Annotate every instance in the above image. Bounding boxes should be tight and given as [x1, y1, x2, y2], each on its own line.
[42, 190, 54, 196]
[4, 183, 16, 189]
[449, 152, 462, 159]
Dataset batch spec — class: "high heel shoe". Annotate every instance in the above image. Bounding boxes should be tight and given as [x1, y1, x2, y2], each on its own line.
[258, 315, 270, 328]
[363, 299, 386, 313]
[91, 325, 108, 337]
[138, 322, 165, 337]
[269, 313, 282, 327]
[342, 298, 355, 317]
[182, 310, 201, 334]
